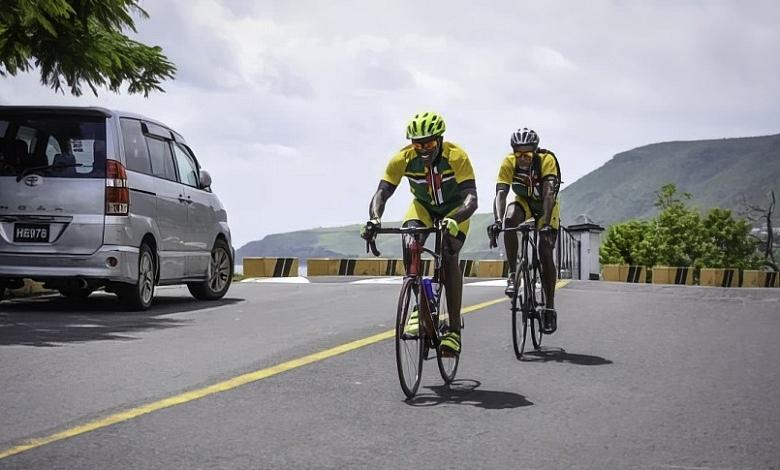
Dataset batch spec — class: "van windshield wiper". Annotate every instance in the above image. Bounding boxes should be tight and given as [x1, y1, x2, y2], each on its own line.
[16, 163, 84, 182]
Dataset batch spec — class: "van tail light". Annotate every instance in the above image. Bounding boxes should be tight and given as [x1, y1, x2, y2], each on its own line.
[106, 159, 129, 215]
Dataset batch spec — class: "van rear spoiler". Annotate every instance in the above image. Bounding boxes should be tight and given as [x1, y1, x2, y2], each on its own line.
[0, 106, 112, 118]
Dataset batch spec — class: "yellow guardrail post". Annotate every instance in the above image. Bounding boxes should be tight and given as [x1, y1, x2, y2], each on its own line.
[651, 266, 693, 285]
[741, 270, 779, 288]
[459, 259, 477, 277]
[476, 260, 508, 278]
[700, 268, 740, 287]
[601, 265, 646, 283]
[243, 257, 299, 277]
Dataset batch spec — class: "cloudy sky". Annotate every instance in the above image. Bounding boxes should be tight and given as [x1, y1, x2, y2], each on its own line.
[2, 0, 779, 248]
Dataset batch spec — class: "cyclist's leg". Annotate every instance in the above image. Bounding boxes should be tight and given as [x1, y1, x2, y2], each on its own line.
[401, 200, 432, 272]
[441, 215, 470, 339]
[504, 198, 529, 274]
[535, 201, 560, 310]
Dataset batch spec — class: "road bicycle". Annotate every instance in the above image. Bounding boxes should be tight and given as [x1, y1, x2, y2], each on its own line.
[366, 221, 460, 399]
[492, 221, 546, 359]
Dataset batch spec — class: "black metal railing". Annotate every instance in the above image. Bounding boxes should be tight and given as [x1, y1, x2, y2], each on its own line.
[557, 226, 581, 280]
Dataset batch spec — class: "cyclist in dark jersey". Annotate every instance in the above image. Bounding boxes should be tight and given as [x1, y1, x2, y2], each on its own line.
[488, 128, 561, 334]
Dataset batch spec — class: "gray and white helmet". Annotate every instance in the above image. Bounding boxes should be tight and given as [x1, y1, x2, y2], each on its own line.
[510, 128, 540, 148]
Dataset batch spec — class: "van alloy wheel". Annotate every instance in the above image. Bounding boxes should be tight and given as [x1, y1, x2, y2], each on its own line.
[209, 245, 231, 293]
[187, 239, 233, 301]
[116, 243, 155, 311]
[139, 250, 155, 305]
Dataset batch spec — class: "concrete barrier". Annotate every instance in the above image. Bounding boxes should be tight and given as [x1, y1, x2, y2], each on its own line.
[602, 265, 646, 283]
[243, 257, 299, 277]
[477, 260, 509, 278]
[651, 266, 694, 285]
[742, 270, 779, 288]
[700, 268, 740, 287]
[306, 258, 502, 278]
[460, 259, 478, 277]
[306, 258, 411, 276]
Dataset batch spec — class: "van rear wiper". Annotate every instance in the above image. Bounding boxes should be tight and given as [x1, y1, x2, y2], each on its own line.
[16, 163, 84, 182]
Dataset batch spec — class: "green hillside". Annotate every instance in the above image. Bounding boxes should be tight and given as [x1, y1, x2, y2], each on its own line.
[237, 133, 780, 263]
[236, 214, 500, 262]
[559, 134, 780, 227]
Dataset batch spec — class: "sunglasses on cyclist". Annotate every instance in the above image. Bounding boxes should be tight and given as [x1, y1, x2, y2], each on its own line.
[412, 139, 439, 151]
[513, 150, 534, 159]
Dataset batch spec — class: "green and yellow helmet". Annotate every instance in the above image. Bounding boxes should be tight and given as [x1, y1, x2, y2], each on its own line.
[405, 111, 446, 140]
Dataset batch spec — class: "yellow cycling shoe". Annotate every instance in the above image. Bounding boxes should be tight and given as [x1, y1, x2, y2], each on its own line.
[403, 307, 419, 336]
[439, 331, 461, 356]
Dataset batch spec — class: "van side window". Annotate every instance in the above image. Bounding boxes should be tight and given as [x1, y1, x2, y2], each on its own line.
[146, 137, 177, 181]
[120, 118, 151, 174]
[172, 143, 199, 188]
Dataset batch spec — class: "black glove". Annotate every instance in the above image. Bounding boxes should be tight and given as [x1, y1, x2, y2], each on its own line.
[487, 221, 502, 248]
[360, 218, 380, 240]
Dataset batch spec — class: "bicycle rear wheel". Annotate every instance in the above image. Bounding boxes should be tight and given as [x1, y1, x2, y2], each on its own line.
[396, 278, 424, 398]
[510, 266, 527, 358]
[435, 283, 459, 384]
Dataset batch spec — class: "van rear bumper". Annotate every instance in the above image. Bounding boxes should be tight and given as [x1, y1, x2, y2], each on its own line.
[0, 245, 139, 283]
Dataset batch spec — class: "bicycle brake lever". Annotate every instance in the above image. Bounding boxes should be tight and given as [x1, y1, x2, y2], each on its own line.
[368, 237, 381, 257]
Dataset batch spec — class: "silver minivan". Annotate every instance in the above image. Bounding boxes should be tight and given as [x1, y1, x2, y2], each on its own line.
[0, 106, 234, 310]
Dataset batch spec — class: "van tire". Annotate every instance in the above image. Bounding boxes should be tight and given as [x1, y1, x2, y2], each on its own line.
[116, 243, 156, 310]
[188, 239, 233, 300]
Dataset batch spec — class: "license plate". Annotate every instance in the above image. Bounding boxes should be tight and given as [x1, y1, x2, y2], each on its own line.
[14, 224, 50, 243]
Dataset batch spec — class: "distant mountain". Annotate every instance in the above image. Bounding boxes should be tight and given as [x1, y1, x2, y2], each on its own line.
[237, 134, 780, 263]
[235, 215, 499, 263]
[559, 133, 780, 227]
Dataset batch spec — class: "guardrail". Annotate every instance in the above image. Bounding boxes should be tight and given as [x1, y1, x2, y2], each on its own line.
[557, 226, 581, 280]
[601, 264, 778, 287]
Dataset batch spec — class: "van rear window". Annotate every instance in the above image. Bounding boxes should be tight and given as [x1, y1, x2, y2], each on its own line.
[0, 114, 106, 179]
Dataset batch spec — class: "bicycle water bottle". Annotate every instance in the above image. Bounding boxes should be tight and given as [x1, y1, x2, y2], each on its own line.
[430, 281, 440, 315]
[421, 278, 436, 313]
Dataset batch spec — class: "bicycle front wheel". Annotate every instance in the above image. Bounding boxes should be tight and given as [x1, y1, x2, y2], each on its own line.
[511, 267, 527, 358]
[435, 283, 459, 384]
[396, 278, 424, 399]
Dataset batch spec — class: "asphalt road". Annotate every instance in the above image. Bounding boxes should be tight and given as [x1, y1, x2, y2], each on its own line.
[1, 279, 779, 469]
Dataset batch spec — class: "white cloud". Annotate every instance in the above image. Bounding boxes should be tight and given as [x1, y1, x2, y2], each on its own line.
[2, 0, 779, 247]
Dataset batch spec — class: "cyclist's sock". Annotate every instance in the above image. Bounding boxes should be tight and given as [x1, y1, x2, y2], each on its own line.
[404, 307, 419, 335]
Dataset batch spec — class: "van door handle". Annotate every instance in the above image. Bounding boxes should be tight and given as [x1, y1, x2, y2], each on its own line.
[178, 195, 191, 204]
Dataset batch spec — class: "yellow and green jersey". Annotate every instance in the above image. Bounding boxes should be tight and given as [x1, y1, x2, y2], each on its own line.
[381, 141, 475, 218]
[497, 150, 559, 214]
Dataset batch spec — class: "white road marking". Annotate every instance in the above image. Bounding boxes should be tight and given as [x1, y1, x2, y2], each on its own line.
[240, 277, 311, 284]
[350, 277, 404, 285]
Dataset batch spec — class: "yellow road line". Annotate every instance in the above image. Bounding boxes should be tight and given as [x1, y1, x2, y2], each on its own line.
[0, 280, 570, 460]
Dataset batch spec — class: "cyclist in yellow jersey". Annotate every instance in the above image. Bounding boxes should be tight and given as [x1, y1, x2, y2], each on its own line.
[361, 111, 478, 355]
[487, 128, 561, 334]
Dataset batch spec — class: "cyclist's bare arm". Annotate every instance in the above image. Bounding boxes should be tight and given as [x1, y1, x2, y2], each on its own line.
[493, 183, 510, 222]
[447, 180, 478, 224]
[540, 177, 559, 227]
[369, 181, 397, 220]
